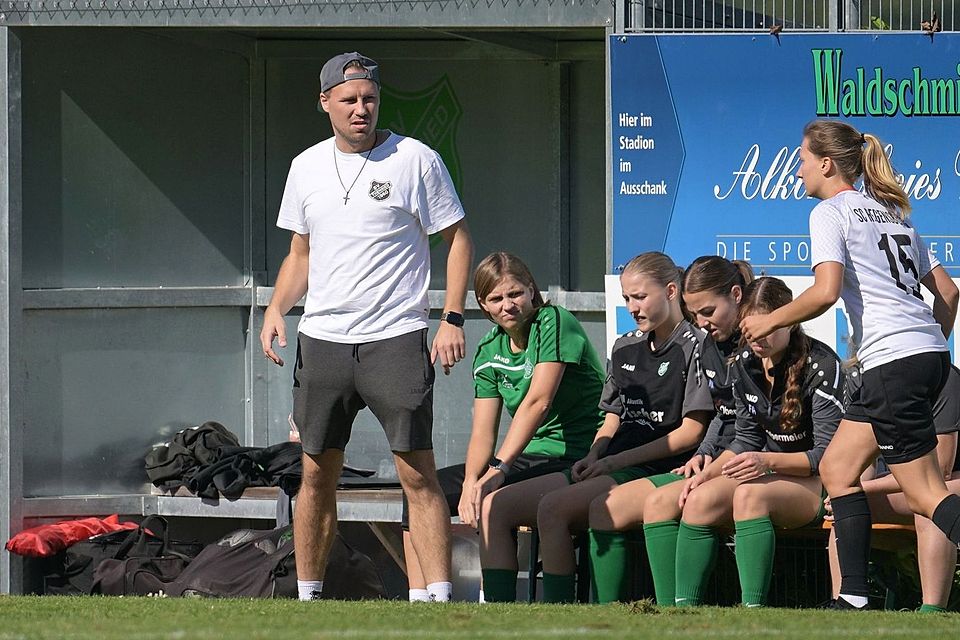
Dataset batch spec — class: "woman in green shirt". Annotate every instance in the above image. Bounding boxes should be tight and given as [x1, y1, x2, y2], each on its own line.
[402, 252, 606, 601]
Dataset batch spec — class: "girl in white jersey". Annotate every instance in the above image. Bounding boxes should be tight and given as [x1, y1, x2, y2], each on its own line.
[740, 120, 960, 610]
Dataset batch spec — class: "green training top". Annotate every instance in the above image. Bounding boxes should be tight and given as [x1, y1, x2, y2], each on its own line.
[472, 304, 605, 460]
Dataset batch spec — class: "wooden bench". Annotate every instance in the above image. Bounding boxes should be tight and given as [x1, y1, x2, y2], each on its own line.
[21, 487, 405, 524]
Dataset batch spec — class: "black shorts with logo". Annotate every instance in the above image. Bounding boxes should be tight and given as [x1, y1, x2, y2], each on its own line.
[293, 329, 435, 454]
[845, 350, 950, 465]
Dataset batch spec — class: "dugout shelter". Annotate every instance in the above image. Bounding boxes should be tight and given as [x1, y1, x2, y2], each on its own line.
[1, 0, 955, 595]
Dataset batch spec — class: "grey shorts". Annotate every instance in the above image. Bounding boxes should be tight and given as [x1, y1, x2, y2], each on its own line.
[293, 329, 435, 454]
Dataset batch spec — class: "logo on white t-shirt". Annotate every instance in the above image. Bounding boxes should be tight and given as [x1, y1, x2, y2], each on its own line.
[369, 180, 392, 201]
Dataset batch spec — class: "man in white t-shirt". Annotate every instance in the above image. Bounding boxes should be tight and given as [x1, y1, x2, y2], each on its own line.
[260, 52, 474, 603]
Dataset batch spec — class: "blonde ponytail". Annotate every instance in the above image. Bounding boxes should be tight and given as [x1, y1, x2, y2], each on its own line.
[862, 133, 911, 216]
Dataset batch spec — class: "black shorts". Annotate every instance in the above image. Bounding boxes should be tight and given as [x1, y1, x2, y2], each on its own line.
[400, 454, 575, 529]
[293, 329, 435, 455]
[847, 351, 950, 465]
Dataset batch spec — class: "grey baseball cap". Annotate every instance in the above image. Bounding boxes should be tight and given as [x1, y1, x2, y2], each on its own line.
[318, 52, 380, 94]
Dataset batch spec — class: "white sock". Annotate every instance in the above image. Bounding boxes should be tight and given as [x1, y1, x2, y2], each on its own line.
[409, 588, 430, 602]
[839, 594, 869, 608]
[297, 579, 323, 601]
[426, 581, 453, 602]
[478, 589, 486, 604]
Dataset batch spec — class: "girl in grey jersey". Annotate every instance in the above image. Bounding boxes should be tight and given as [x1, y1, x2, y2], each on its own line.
[740, 120, 960, 610]
[585, 256, 754, 603]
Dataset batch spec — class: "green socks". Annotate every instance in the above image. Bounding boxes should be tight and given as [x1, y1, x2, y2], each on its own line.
[483, 568, 577, 603]
[734, 516, 776, 607]
[542, 572, 576, 603]
[643, 520, 680, 606]
[673, 521, 719, 606]
[481, 568, 517, 602]
[589, 528, 642, 603]
[919, 604, 947, 613]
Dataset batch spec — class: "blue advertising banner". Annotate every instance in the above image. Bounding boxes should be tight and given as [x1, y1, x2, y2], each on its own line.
[608, 34, 960, 356]
[610, 34, 960, 275]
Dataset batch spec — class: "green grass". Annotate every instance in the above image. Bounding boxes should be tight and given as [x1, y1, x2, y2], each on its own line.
[0, 597, 958, 639]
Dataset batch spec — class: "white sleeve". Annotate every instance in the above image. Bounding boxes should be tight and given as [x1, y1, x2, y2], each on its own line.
[276, 161, 308, 234]
[916, 232, 934, 278]
[416, 152, 466, 235]
[928, 246, 941, 272]
[808, 203, 846, 271]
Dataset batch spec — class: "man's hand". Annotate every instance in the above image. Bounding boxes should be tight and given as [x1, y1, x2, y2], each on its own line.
[431, 321, 466, 375]
[261, 308, 288, 366]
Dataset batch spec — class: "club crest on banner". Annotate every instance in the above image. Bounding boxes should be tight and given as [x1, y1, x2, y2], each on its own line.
[381, 76, 463, 248]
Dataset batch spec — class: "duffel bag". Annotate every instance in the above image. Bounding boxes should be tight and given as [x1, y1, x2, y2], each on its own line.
[44, 515, 202, 595]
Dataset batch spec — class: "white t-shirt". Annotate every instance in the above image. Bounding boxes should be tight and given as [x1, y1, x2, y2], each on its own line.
[809, 189, 947, 371]
[277, 131, 465, 343]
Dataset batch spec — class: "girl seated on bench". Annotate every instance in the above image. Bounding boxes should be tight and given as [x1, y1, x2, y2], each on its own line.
[643, 276, 843, 607]
[402, 252, 606, 601]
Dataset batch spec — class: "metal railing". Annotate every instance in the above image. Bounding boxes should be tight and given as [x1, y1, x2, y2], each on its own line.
[847, 0, 956, 31]
[626, 0, 957, 31]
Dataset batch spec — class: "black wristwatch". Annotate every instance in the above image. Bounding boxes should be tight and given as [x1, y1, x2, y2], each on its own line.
[440, 311, 465, 327]
[488, 456, 510, 474]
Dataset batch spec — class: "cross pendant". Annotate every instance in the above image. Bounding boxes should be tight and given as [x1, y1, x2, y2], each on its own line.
[342, 193, 350, 205]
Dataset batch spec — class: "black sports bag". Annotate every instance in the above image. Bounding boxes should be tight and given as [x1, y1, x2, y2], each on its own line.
[167, 525, 386, 599]
[43, 515, 202, 595]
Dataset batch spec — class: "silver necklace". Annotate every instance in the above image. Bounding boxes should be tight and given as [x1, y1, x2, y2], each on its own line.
[333, 136, 376, 205]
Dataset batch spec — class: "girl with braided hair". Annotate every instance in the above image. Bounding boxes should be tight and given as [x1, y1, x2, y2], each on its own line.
[644, 277, 843, 607]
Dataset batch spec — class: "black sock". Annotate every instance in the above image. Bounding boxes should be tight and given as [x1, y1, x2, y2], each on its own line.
[932, 494, 960, 544]
[831, 492, 872, 598]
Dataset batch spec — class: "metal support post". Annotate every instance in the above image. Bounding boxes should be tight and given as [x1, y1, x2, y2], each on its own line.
[0, 25, 24, 594]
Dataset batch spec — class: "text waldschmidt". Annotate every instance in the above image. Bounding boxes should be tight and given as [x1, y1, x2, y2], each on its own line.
[812, 49, 960, 117]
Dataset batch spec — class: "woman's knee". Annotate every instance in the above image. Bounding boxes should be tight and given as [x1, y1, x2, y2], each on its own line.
[644, 487, 681, 523]
[587, 492, 614, 529]
[681, 486, 728, 525]
[820, 449, 863, 496]
[537, 489, 576, 531]
[732, 483, 771, 520]
[484, 484, 536, 526]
